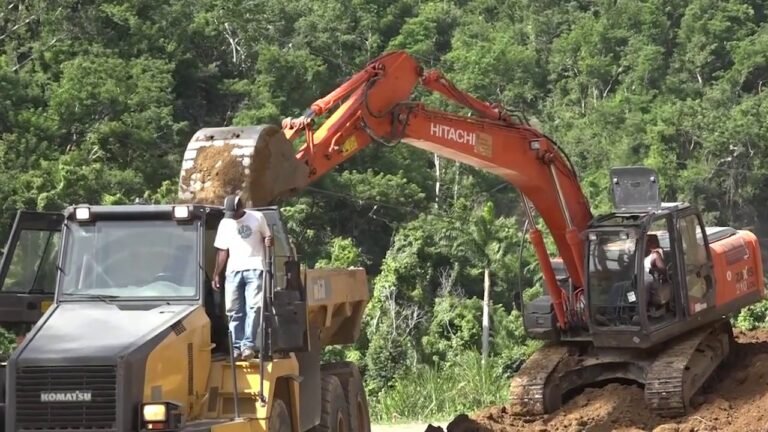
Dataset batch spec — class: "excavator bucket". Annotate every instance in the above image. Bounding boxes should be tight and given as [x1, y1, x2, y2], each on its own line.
[177, 124, 310, 207]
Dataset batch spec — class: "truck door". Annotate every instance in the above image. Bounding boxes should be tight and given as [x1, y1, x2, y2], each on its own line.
[0, 210, 64, 336]
[259, 208, 310, 353]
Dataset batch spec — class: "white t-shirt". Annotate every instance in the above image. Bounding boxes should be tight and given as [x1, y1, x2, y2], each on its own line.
[214, 210, 271, 273]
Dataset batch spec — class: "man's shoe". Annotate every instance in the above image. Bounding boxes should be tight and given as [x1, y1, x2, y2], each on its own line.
[232, 349, 242, 360]
[241, 348, 255, 361]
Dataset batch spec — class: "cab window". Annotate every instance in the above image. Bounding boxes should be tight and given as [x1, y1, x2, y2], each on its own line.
[2, 229, 60, 294]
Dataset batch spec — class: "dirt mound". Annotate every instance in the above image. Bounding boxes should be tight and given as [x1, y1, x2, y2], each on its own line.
[437, 329, 768, 432]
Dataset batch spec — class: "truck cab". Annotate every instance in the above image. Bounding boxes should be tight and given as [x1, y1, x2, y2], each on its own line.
[2, 203, 310, 432]
[2, 202, 370, 432]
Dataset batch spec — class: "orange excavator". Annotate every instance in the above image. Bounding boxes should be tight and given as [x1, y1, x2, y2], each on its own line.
[178, 50, 765, 417]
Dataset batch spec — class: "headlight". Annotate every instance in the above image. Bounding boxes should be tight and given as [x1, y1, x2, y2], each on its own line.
[142, 403, 167, 422]
[172, 205, 190, 220]
[139, 401, 181, 431]
[74, 206, 91, 221]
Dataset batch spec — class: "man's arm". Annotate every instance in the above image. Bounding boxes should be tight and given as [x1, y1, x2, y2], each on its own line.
[651, 250, 667, 278]
[212, 249, 229, 291]
[212, 222, 230, 291]
[258, 212, 273, 246]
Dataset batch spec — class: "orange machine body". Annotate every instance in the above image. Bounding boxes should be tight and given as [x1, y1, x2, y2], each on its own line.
[709, 229, 765, 311]
[271, 49, 765, 344]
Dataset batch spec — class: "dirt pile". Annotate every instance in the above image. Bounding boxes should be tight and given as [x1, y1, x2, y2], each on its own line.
[433, 328, 768, 432]
[178, 143, 246, 205]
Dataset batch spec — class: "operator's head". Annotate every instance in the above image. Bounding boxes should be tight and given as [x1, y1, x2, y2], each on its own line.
[646, 233, 660, 250]
[223, 194, 245, 219]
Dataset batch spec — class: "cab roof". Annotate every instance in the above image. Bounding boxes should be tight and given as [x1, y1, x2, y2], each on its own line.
[63, 203, 282, 221]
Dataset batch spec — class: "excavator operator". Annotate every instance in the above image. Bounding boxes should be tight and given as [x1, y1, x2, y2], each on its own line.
[643, 234, 672, 306]
[643, 234, 667, 285]
[212, 194, 273, 361]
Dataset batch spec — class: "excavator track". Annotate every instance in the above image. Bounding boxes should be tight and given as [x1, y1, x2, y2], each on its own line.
[508, 321, 734, 419]
[644, 320, 733, 418]
[508, 343, 569, 416]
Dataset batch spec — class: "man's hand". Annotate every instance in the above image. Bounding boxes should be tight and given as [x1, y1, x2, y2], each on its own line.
[212, 274, 221, 291]
[265, 235, 273, 247]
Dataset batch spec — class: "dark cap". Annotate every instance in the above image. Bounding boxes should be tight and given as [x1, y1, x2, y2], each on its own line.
[223, 194, 242, 218]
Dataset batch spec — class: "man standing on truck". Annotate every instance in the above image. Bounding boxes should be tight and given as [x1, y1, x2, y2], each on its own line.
[212, 194, 273, 361]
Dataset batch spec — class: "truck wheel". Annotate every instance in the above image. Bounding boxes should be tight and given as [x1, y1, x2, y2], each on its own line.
[269, 398, 291, 432]
[320, 362, 370, 432]
[321, 362, 371, 432]
[316, 375, 350, 432]
[346, 369, 370, 432]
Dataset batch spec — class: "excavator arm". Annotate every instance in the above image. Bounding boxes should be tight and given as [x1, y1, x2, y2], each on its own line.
[178, 51, 592, 329]
[179, 50, 768, 419]
[279, 51, 593, 329]
[177, 50, 592, 329]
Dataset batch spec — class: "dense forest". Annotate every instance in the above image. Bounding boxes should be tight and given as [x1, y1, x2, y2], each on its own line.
[2, 0, 768, 423]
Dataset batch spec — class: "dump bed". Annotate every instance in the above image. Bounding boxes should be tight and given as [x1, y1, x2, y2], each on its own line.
[303, 267, 369, 347]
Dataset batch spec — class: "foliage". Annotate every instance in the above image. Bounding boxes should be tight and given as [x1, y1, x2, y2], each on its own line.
[735, 299, 768, 331]
[0, 327, 16, 362]
[2, 0, 768, 423]
[370, 350, 509, 423]
[315, 237, 368, 269]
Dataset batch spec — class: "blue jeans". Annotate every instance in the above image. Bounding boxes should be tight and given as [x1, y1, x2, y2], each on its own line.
[224, 269, 264, 352]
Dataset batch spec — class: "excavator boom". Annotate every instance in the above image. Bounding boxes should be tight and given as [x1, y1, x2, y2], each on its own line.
[179, 50, 592, 330]
[178, 50, 765, 419]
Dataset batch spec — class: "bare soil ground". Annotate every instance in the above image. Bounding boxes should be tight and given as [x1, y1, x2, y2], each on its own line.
[433, 328, 768, 432]
[373, 423, 447, 432]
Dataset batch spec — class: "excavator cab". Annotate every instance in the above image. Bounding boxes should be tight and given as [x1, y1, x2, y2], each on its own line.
[582, 167, 717, 347]
[514, 166, 760, 418]
[524, 167, 751, 349]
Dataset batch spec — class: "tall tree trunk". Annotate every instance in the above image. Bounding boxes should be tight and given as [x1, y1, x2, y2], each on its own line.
[453, 164, 460, 203]
[482, 267, 491, 365]
[434, 153, 441, 207]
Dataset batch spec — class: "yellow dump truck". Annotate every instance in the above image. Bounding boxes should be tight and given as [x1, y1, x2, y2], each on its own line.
[1, 203, 371, 432]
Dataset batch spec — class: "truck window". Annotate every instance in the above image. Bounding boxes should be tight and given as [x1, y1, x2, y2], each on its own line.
[1, 229, 60, 294]
[59, 220, 199, 299]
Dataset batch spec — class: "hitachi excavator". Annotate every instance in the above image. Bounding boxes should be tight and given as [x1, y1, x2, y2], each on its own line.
[177, 50, 765, 418]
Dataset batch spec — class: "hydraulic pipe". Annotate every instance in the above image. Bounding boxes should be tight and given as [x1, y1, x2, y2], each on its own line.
[529, 228, 568, 329]
[227, 315, 241, 419]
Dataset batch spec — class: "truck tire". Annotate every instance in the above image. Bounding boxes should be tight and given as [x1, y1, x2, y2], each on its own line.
[313, 375, 350, 432]
[347, 370, 370, 432]
[269, 398, 291, 432]
[321, 362, 370, 432]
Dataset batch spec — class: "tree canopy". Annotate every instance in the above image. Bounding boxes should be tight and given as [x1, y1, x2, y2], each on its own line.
[1, 0, 768, 423]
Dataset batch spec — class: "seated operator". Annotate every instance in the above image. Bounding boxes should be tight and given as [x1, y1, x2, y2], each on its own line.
[644, 234, 668, 304]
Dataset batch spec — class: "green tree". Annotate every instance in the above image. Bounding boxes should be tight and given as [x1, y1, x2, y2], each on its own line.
[446, 200, 517, 364]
